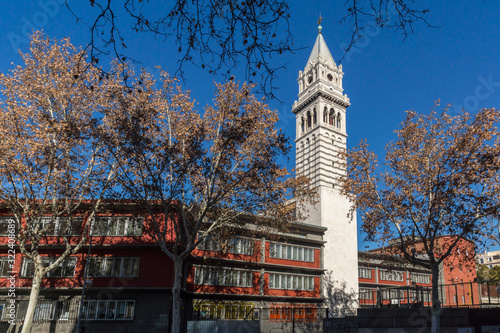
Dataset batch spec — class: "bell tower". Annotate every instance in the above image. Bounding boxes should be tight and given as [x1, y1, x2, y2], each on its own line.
[292, 23, 358, 315]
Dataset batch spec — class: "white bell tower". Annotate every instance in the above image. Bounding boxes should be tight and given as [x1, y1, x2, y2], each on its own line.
[292, 23, 358, 315]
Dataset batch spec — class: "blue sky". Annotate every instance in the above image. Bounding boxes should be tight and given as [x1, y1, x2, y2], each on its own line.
[1, 0, 499, 251]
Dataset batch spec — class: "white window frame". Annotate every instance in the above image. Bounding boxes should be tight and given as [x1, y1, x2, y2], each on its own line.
[88, 257, 140, 278]
[92, 216, 143, 236]
[194, 266, 253, 287]
[269, 243, 315, 263]
[82, 300, 135, 321]
[358, 267, 372, 279]
[379, 269, 404, 282]
[21, 257, 77, 278]
[268, 273, 315, 291]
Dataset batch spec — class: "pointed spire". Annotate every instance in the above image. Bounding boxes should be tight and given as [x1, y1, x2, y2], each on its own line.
[306, 16, 336, 69]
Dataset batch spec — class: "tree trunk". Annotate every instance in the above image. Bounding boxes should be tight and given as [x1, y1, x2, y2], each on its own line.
[171, 257, 184, 333]
[430, 264, 441, 333]
[22, 271, 43, 333]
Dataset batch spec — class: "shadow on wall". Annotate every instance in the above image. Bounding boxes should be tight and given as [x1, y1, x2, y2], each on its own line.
[324, 272, 358, 318]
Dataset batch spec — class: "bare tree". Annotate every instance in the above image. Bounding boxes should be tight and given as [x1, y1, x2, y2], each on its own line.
[100, 70, 314, 333]
[338, 0, 434, 62]
[65, 0, 295, 99]
[0, 33, 117, 333]
[341, 105, 500, 333]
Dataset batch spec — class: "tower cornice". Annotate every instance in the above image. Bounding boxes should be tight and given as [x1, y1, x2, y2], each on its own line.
[292, 90, 350, 114]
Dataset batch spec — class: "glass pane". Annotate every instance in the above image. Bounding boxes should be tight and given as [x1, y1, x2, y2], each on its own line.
[122, 258, 131, 277]
[103, 258, 113, 277]
[125, 301, 134, 319]
[112, 258, 122, 276]
[130, 258, 139, 277]
[116, 301, 126, 319]
[88, 301, 97, 320]
[97, 301, 107, 319]
[107, 301, 116, 319]
[240, 271, 247, 286]
[133, 218, 143, 236]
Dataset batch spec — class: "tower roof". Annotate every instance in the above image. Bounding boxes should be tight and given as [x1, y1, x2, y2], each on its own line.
[306, 26, 336, 69]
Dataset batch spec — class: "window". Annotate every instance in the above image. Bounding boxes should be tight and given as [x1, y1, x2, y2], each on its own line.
[381, 289, 404, 300]
[269, 243, 315, 263]
[0, 217, 16, 236]
[329, 109, 335, 125]
[336, 113, 341, 128]
[313, 109, 317, 125]
[0, 257, 14, 277]
[228, 237, 253, 255]
[21, 257, 77, 278]
[358, 267, 372, 279]
[410, 273, 430, 284]
[307, 111, 311, 128]
[198, 235, 253, 255]
[194, 266, 253, 287]
[81, 300, 134, 321]
[92, 216, 143, 236]
[480, 258, 484, 264]
[268, 273, 314, 291]
[33, 217, 83, 236]
[359, 288, 373, 300]
[270, 306, 317, 322]
[88, 257, 140, 278]
[379, 270, 404, 282]
[195, 302, 253, 320]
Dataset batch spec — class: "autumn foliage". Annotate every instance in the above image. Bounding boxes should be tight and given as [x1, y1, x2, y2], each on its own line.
[341, 105, 500, 332]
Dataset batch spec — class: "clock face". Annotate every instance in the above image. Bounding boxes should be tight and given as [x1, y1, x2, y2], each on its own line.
[327, 73, 333, 81]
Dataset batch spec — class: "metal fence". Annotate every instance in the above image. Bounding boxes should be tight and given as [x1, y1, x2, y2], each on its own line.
[359, 280, 500, 308]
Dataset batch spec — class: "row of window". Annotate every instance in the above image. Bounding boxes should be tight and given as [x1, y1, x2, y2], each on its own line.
[269, 243, 315, 263]
[269, 307, 318, 322]
[194, 302, 254, 320]
[21, 257, 77, 278]
[1, 257, 139, 278]
[88, 257, 140, 278]
[359, 288, 374, 300]
[194, 266, 253, 287]
[359, 267, 372, 279]
[359, 267, 430, 285]
[0, 216, 143, 237]
[379, 270, 404, 282]
[300, 108, 342, 133]
[410, 273, 431, 284]
[92, 217, 143, 236]
[81, 300, 135, 321]
[268, 273, 315, 291]
[197, 235, 254, 256]
[358, 289, 433, 302]
[0, 299, 135, 322]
